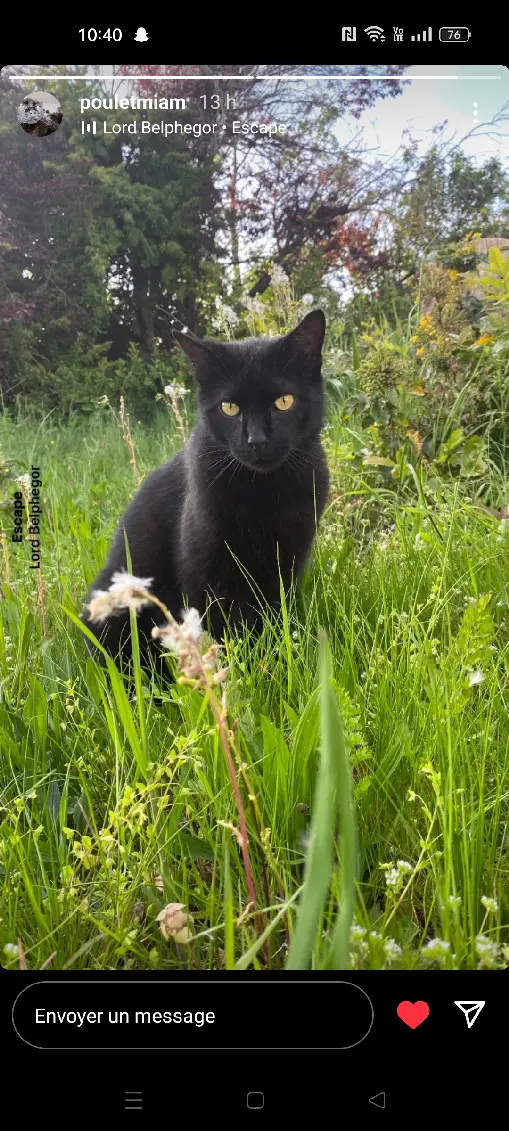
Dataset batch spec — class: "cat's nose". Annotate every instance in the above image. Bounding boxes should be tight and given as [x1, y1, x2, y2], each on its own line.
[246, 430, 269, 454]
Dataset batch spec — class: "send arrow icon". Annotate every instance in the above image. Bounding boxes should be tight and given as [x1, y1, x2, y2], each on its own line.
[454, 1001, 485, 1029]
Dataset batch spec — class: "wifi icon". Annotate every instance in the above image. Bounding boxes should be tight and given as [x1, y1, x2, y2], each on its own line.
[365, 25, 385, 41]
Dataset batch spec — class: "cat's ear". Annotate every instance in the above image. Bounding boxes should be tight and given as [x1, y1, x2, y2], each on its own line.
[173, 329, 215, 372]
[285, 310, 326, 359]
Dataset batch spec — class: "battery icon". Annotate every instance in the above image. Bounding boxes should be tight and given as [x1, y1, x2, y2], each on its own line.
[439, 27, 471, 41]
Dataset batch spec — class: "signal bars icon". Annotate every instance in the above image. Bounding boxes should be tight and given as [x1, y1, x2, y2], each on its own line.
[411, 26, 433, 41]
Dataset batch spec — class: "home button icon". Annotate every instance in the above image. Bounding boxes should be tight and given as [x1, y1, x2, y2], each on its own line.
[247, 1092, 265, 1110]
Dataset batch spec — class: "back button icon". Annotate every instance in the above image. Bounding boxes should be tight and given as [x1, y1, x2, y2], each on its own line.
[369, 1092, 386, 1109]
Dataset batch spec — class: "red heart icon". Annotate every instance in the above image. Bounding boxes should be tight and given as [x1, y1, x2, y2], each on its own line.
[397, 1000, 430, 1029]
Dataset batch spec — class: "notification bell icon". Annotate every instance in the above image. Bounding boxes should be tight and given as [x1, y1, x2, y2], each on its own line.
[134, 27, 149, 42]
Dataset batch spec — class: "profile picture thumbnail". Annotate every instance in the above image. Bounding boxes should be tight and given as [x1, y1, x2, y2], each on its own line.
[17, 90, 63, 136]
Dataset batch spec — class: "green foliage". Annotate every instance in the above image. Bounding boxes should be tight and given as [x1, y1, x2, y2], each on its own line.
[1, 406, 509, 971]
[20, 341, 190, 416]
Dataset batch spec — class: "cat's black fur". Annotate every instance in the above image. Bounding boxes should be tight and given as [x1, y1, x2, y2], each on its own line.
[82, 310, 329, 670]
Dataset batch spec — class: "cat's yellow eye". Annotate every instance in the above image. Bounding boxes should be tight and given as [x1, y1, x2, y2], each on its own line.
[274, 394, 295, 411]
[221, 401, 240, 417]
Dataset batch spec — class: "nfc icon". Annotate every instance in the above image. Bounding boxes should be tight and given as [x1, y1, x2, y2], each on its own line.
[341, 27, 357, 41]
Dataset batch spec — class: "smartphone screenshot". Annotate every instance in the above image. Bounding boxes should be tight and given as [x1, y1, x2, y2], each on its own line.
[0, 28, 507, 1119]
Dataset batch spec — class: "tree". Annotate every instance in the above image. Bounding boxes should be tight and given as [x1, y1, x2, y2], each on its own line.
[0, 70, 112, 398]
[121, 65, 408, 295]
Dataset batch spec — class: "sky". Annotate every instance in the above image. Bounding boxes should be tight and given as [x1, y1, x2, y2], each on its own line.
[341, 65, 509, 163]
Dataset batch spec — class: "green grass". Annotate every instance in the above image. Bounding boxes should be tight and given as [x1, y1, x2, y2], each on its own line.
[1, 402, 508, 971]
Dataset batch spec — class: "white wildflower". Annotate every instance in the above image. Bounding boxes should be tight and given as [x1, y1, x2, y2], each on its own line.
[16, 473, 31, 492]
[301, 293, 314, 305]
[86, 590, 116, 622]
[397, 860, 413, 874]
[468, 670, 485, 687]
[385, 868, 400, 888]
[152, 607, 204, 673]
[383, 938, 402, 961]
[221, 304, 238, 324]
[272, 264, 289, 285]
[447, 894, 461, 910]
[155, 607, 202, 649]
[86, 571, 153, 624]
[156, 902, 194, 945]
[475, 933, 500, 965]
[423, 938, 450, 959]
[246, 297, 265, 315]
[481, 895, 498, 914]
[22, 268, 33, 279]
[213, 666, 230, 685]
[164, 384, 188, 397]
[350, 923, 367, 941]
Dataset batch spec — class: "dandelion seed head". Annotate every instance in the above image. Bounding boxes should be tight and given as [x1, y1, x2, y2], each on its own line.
[301, 293, 314, 305]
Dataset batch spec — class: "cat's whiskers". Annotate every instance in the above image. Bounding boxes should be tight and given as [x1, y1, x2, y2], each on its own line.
[283, 449, 320, 477]
[206, 455, 231, 474]
[208, 459, 236, 488]
[225, 460, 243, 492]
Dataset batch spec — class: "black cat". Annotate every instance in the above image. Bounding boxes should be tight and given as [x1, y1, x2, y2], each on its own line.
[82, 309, 330, 669]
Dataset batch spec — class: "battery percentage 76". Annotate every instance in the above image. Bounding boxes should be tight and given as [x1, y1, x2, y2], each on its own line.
[439, 27, 471, 41]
